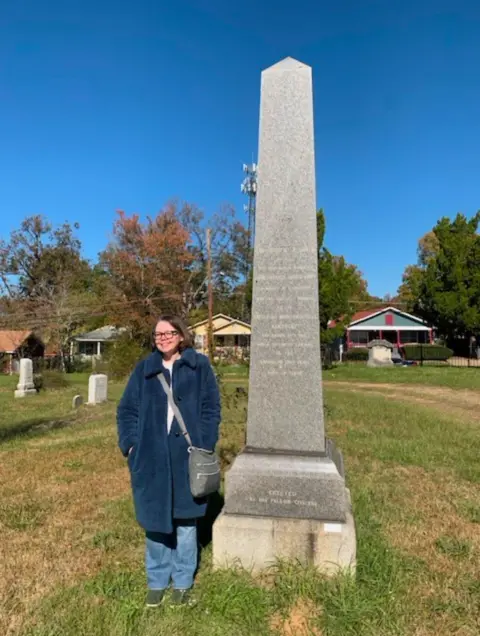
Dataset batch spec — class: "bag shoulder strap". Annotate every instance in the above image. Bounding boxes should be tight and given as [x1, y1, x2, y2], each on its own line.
[157, 373, 193, 448]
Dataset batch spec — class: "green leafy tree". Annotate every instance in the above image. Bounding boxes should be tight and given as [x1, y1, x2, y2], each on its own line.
[316, 210, 370, 341]
[401, 212, 480, 342]
[0, 215, 94, 367]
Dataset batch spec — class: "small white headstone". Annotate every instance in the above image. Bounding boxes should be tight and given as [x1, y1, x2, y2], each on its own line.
[14, 358, 37, 398]
[88, 374, 108, 404]
[72, 394, 84, 409]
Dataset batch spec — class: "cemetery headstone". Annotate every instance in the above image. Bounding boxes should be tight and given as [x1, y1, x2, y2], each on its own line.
[72, 394, 84, 409]
[87, 374, 108, 405]
[14, 358, 37, 398]
[213, 57, 356, 574]
[367, 339, 394, 367]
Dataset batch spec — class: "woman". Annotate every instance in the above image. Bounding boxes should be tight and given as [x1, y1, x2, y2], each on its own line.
[117, 315, 221, 607]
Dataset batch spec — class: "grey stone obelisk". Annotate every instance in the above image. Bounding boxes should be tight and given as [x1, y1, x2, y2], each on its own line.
[213, 57, 356, 573]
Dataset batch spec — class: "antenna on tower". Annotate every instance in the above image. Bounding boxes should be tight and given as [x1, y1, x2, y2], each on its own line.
[240, 161, 257, 321]
[240, 161, 257, 277]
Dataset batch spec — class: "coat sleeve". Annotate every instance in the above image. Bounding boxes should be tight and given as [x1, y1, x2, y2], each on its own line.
[117, 363, 142, 457]
[199, 359, 221, 451]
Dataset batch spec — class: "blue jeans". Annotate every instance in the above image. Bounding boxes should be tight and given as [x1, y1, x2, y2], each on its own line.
[145, 520, 197, 590]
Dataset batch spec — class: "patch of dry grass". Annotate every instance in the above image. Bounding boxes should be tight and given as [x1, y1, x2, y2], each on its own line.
[0, 395, 132, 636]
[270, 598, 322, 635]
[326, 380, 480, 423]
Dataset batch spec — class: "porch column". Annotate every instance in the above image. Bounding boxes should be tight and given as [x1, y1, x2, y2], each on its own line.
[397, 331, 401, 348]
[346, 329, 351, 349]
[97, 341, 101, 356]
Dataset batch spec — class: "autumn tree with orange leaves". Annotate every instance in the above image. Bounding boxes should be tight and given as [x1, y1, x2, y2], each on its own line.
[99, 204, 193, 346]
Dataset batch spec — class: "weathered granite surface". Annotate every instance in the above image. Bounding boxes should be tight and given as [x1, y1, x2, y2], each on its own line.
[213, 57, 356, 573]
[247, 57, 325, 454]
[87, 374, 108, 404]
[72, 394, 84, 409]
[224, 449, 347, 522]
[213, 503, 356, 574]
[367, 339, 394, 367]
[14, 358, 36, 398]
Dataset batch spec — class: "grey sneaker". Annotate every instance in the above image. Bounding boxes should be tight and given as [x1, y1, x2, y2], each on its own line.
[170, 589, 196, 607]
[146, 589, 166, 607]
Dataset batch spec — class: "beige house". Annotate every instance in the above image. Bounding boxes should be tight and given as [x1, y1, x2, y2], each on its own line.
[190, 314, 251, 360]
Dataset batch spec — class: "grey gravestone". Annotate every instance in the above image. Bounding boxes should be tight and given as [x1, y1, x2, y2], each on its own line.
[14, 358, 36, 398]
[72, 394, 84, 409]
[367, 339, 394, 367]
[87, 374, 108, 405]
[213, 58, 356, 573]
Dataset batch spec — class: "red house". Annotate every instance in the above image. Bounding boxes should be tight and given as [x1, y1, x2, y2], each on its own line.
[329, 307, 434, 349]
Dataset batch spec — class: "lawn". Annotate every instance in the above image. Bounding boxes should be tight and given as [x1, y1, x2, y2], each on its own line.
[324, 362, 480, 390]
[0, 370, 478, 636]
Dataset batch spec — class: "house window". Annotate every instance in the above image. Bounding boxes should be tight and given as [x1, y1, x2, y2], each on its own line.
[385, 314, 394, 326]
[400, 331, 429, 344]
[79, 342, 96, 356]
[349, 330, 369, 345]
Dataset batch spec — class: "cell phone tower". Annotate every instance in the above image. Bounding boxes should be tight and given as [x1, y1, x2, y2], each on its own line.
[241, 162, 257, 277]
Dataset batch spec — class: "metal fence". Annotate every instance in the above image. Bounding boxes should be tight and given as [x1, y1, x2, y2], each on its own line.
[321, 344, 338, 369]
[420, 355, 480, 368]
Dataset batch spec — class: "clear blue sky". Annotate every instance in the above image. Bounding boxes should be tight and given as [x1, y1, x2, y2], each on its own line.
[1, 0, 479, 297]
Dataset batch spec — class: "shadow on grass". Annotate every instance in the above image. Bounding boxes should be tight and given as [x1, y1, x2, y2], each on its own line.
[0, 416, 75, 443]
[196, 491, 224, 575]
[197, 491, 224, 549]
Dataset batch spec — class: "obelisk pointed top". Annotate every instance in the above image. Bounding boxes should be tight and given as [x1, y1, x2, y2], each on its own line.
[264, 56, 310, 72]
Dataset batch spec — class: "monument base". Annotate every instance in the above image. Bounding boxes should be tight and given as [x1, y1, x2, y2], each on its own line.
[212, 504, 356, 575]
[14, 387, 36, 398]
[223, 444, 348, 522]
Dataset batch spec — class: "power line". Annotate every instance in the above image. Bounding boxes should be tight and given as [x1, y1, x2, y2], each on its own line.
[0, 293, 184, 327]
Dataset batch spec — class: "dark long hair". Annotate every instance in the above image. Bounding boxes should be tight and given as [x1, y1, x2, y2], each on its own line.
[153, 315, 194, 352]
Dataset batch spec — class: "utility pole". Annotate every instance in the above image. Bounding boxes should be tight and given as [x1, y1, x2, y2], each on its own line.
[206, 228, 214, 364]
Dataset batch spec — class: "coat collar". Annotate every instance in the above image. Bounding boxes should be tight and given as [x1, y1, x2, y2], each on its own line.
[144, 347, 197, 378]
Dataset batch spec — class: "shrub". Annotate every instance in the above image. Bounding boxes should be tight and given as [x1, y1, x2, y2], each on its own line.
[102, 334, 148, 379]
[402, 344, 453, 361]
[345, 347, 368, 362]
[69, 357, 92, 373]
[34, 370, 69, 391]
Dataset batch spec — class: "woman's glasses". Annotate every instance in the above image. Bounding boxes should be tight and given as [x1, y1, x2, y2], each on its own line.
[154, 330, 179, 340]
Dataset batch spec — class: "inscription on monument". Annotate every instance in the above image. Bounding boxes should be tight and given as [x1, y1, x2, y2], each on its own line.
[246, 491, 319, 509]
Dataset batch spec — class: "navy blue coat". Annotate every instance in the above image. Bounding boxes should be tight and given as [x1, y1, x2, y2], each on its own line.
[117, 347, 221, 534]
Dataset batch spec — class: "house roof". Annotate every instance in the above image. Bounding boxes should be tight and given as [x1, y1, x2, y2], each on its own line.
[0, 330, 36, 353]
[328, 306, 429, 329]
[190, 313, 251, 329]
[213, 319, 252, 335]
[74, 326, 125, 342]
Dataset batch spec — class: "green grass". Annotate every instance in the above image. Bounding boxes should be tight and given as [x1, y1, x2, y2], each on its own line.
[1, 371, 479, 636]
[22, 488, 417, 636]
[0, 497, 50, 531]
[324, 363, 480, 390]
[435, 536, 472, 559]
[0, 372, 124, 442]
[326, 389, 480, 482]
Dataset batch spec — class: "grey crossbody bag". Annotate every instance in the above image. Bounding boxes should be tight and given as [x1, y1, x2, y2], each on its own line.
[157, 373, 221, 498]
